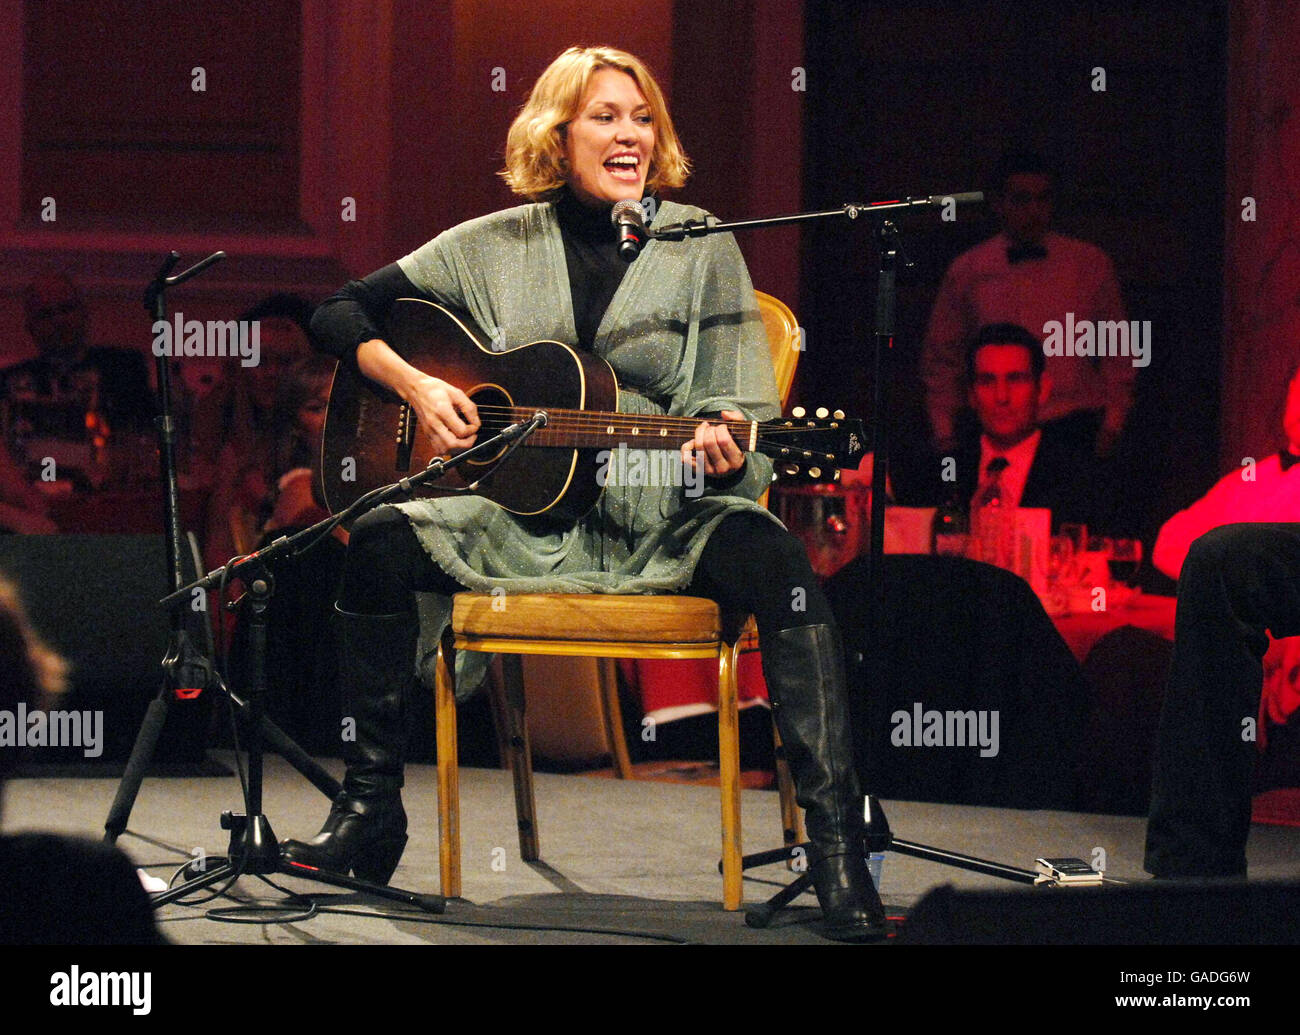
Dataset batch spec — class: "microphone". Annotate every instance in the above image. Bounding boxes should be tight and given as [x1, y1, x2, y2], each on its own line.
[611, 199, 648, 262]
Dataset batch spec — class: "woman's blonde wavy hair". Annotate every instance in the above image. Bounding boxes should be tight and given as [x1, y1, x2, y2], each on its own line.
[501, 46, 691, 202]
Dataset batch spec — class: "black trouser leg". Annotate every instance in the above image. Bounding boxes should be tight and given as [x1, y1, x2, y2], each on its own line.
[1145, 522, 1300, 878]
[337, 505, 466, 615]
[282, 506, 463, 879]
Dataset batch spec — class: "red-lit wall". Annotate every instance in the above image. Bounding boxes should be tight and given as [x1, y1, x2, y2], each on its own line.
[0, 0, 803, 364]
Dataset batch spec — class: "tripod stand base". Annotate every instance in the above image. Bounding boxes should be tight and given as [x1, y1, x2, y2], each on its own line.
[736, 795, 1036, 937]
[742, 859, 892, 941]
[150, 811, 444, 914]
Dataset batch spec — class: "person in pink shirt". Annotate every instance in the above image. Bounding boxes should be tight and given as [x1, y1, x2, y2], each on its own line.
[922, 152, 1133, 459]
[1153, 361, 1300, 580]
[1145, 362, 1300, 879]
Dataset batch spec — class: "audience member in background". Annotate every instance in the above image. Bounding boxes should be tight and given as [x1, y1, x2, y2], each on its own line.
[1153, 359, 1300, 581]
[906, 323, 1098, 531]
[172, 356, 232, 489]
[202, 294, 316, 570]
[227, 354, 347, 754]
[0, 272, 153, 490]
[921, 152, 1132, 458]
[0, 576, 163, 944]
[0, 446, 56, 533]
[1145, 522, 1300, 880]
[262, 353, 336, 536]
[240, 293, 317, 441]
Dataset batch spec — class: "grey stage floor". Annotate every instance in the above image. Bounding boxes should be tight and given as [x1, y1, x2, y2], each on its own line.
[4, 751, 1299, 945]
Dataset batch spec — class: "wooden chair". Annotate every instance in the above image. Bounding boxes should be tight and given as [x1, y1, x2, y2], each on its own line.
[434, 291, 802, 910]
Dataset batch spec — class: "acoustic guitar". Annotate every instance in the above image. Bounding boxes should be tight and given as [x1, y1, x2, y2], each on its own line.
[322, 298, 867, 523]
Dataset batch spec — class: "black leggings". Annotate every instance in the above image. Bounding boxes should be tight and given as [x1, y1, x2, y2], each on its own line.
[338, 505, 833, 635]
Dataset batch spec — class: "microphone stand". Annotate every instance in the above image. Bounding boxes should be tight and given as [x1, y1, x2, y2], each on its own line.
[104, 253, 343, 847]
[652, 193, 1045, 926]
[150, 412, 549, 912]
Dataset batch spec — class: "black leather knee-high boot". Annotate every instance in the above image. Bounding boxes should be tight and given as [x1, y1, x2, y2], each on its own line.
[281, 606, 414, 882]
[761, 623, 888, 941]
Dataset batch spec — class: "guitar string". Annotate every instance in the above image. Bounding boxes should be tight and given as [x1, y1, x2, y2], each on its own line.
[463, 402, 846, 424]
[438, 405, 845, 436]
[396, 411, 845, 455]
[395, 420, 847, 461]
[466, 422, 843, 448]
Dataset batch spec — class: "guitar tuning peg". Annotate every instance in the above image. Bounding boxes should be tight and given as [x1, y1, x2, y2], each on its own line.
[808, 467, 822, 479]
[816, 407, 828, 419]
[792, 406, 806, 418]
[833, 409, 845, 420]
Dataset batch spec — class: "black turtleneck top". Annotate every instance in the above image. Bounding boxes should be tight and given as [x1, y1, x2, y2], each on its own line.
[554, 187, 631, 350]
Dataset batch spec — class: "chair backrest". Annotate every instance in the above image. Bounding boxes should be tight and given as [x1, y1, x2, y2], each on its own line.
[754, 291, 800, 509]
[754, 290, 800, 409]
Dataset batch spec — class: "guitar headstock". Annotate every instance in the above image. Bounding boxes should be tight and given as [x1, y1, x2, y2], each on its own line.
[756, 408, 868, 479]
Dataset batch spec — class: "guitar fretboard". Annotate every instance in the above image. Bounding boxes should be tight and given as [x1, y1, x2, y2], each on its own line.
[463, 404, 843, 458]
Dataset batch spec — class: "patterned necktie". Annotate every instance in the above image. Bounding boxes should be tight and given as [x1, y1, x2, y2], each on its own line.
[974, 456, 1010, 508]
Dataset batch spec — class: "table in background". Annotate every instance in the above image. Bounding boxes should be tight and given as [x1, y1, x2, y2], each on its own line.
[629, 593, 1180, 721]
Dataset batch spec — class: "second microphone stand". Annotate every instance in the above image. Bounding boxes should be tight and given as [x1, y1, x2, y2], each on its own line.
[655, 194, 1045, 930]
[105, 252, 344, 850]
[150, 412, 548, 912]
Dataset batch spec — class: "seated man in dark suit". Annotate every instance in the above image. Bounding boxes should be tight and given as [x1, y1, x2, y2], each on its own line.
[905, 322, 1097, 531]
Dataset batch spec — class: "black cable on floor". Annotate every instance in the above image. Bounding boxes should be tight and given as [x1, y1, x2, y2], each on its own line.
[179, 875, 692, 942]
[310, 905, 691, 944]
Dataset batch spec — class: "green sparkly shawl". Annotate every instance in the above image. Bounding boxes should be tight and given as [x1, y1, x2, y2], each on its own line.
[394, 199, 782, 689]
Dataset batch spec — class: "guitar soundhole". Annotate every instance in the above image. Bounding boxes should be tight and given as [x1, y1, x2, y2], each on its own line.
[464, 385, 512, 466]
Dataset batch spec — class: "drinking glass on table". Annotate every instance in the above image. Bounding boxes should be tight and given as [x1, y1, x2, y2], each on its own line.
[1046, 534, 1075, 614]
[1059, 523, 1088, 555]
[1087, 535, 1114, 566]
[1108, 537, 1143, 587]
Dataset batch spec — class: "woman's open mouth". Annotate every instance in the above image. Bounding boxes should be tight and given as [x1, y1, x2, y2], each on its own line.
[604, 154, 641, 181]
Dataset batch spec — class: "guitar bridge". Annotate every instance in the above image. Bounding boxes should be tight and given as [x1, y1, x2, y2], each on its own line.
[395, 404, 415, 472]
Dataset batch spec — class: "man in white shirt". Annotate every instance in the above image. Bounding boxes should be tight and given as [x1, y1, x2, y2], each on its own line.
[922, 153, 1132, 458]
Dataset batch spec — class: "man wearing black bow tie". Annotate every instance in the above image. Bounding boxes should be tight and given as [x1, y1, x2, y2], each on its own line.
[922, 152, 1132, 460]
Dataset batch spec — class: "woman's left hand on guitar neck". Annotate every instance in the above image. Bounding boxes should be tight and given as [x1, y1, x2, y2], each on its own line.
[682, 409, 746, 479]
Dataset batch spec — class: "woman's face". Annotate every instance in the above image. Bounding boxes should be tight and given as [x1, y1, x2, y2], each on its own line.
[563, 68, 655, 208]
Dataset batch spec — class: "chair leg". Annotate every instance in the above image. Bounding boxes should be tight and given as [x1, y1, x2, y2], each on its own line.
[772, 723, 806, 868]
[718, 640, 743, 910]
[434, 629, 462, 899]
[598, 658, 635, 779]
[486, 656, 512, 769]
[500, 654, 540, 862]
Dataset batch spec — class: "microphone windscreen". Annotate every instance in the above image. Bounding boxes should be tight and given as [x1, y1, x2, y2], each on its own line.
[611, 199, 646, 227]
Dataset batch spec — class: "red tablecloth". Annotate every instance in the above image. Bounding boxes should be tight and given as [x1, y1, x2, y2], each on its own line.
[1051, 594, 1177, 663]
